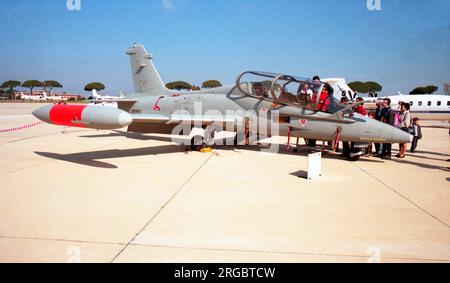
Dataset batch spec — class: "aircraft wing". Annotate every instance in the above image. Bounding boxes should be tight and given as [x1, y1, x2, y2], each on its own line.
[130, 113, 238, 124]
[130, 111, 356, 126]
[278, 108, 357, 124]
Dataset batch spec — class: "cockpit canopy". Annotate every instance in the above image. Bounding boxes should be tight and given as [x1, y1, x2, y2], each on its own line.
[236, 71, 344, 114]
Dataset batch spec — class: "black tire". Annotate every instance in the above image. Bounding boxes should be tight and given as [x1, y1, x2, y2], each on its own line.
[307, 139, 317, 147]
[234, 133, 246, 146]
[191, 135, 204, 151]
[204, 127, 216, 146]
[348, 155, 361, 162]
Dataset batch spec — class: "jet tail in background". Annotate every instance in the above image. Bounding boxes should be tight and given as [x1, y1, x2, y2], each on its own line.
[92, 89, 101, 99]
[126, 43, 169, 96]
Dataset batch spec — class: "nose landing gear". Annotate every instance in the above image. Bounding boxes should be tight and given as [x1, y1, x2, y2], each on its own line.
[348, 149, 364, 161]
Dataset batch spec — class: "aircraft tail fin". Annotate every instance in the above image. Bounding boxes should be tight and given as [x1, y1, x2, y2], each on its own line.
[126, 43, 169, 96]
[92, 89, 100, 99]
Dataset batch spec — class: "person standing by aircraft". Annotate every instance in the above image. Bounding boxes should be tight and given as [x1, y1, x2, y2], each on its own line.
[340, 96, 351, 157]
[298, 83, 313, 107]
[353, 97, 367, 116]
[315, 84, 331, 112]
[410, 118, 422, 153]
[366, 112, 376, 156]
[306, 76, 322, 148]
[340, 96, 349, 105]
[380, 98, 396, 160]
[374, 100, 384, 156]
[397, 103, 412, 158]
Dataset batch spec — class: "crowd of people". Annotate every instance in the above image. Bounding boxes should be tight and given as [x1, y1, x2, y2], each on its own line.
[310, 75, 423, 160]
[350, 97, 422, 160]
[255, 75, 423, 160]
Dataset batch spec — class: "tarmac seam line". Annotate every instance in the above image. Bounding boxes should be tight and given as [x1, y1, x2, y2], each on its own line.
[0, 129, 88, 146]
[351, 163, 450, 229]
[1, 235, 448, 263]
[0, 235, 126, 246]
[128, 243, 450, 263]
[109, 152, 216, 263]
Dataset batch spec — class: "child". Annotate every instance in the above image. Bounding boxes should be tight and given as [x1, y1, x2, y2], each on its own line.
[410, 118, 422, 153]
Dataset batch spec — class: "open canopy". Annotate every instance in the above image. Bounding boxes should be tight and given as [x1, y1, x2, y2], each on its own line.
[236, 71, 344, 114]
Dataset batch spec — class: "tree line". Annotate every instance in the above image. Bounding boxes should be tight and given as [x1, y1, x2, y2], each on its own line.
[2, 78, 438, 98]
[165, 79, 439, 95]
[0, 80, 108, 100]
[0, 79, 223, 99]
[165, 80, 222, 90]
[0, 80, 63, 100]
[348, 81, 439, 95]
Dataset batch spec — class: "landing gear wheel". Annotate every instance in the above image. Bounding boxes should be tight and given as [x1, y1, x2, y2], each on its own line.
[307, 139, 317, 148]
[234, 131, 249, 146]
[191, 135, 205, 151]
[204, 126, 216, 146]
[348, 149, 363, 162]
[233, 134, 242, 146]
[348, 155, 361, 162]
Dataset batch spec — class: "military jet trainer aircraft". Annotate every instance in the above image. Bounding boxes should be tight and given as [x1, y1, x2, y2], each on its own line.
[33, 43, 413, 161]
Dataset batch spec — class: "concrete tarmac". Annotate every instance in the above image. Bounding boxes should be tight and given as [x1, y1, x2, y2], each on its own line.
[0, 103, 449, 263]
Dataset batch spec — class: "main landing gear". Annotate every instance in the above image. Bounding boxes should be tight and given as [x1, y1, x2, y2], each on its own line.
[190, 126, 216, 151]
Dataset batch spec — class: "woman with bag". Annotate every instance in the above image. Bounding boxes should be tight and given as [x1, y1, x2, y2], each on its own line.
[397, 103, 412, 158]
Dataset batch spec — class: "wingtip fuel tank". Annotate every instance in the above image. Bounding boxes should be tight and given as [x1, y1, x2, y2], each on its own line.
[32, 104, 133, 130]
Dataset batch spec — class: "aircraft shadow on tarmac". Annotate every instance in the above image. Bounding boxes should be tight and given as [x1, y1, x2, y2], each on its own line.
[89, 131, 387, 163]
[34, 144, 186, 169]
[35, 131, 384, 169]
[413, 150, 450, 158]
[35, 131, 448, 171]
[83, 131, 450, 156]
[390, 158, 449, 172]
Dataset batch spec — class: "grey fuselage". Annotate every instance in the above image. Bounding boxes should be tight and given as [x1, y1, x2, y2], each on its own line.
[121, 86, 413, 144]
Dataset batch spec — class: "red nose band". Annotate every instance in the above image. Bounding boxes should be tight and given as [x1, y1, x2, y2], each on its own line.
[49, 104, 88, 127]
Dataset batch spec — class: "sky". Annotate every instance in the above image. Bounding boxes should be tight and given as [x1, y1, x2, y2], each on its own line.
[0, 0, 449, 96]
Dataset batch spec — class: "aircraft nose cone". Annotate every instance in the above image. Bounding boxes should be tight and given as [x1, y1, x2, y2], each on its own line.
[390, 126, 413, 144]
[118, 112, 133, 127]
[32, 105, 53, 124]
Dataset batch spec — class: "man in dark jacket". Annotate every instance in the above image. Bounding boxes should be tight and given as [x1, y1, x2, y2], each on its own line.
[373, 100, 385, 155]
[380, 98, 396, 160]
[410, 118, 423, 153]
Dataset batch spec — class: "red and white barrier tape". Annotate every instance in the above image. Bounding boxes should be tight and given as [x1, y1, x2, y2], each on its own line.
[0, 121, 43, 133]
